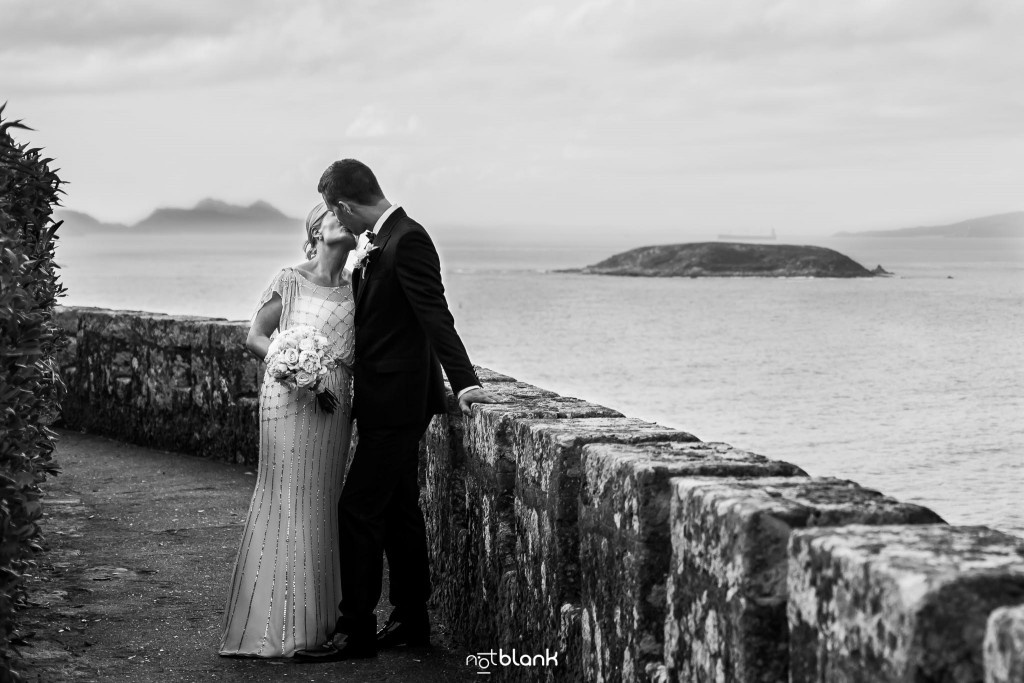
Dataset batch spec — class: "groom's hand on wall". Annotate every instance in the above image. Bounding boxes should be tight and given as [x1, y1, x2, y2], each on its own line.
[458, 387, 503, 416]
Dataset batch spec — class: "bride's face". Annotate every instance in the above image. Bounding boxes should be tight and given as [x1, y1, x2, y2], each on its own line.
[319, 212, 357, 250]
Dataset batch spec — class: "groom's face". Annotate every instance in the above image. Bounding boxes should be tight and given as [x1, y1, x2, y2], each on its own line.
[323, 195, 370, 235]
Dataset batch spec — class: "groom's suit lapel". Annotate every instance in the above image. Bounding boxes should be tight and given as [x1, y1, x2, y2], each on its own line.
[354, 207, 406, 310]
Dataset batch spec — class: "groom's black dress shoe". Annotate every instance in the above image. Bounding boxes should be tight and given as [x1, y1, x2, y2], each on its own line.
[293, 638, 377, 662]
[376, 616, 430, 649]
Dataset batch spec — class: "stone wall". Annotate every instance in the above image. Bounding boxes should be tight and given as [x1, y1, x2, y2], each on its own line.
[54, 307, 1024, 681]
[54, 307, 261, 463]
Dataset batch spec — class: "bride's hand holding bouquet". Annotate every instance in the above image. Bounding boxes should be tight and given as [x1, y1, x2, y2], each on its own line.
[265, 325, 342, 413]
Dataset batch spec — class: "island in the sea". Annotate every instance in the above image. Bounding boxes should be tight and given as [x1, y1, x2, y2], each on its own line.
[565, 242, 882, 278]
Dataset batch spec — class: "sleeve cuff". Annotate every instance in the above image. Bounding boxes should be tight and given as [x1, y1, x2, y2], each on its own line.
[457, 385, 482, 400]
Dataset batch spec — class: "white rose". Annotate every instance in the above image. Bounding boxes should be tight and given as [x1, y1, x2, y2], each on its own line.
[271, 362, 290, 378]
[299, 351, 319, 374]
[282, 348, 300, 366]
[298, 337, 315, 352]
[294, 371, 315, 387]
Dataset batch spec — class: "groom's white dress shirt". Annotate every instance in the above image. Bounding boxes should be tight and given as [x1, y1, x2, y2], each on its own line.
[371, 203, 402, 236]
[370, 203, 480, 401]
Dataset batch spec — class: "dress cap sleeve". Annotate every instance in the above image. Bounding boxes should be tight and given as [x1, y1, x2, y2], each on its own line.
[252, 268, 295, 326]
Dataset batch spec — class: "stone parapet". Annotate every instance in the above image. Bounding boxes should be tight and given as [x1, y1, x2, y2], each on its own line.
[579, 441, 807, 683]
[788, 525, 1024, 683]
[52, 306, 1024, 680]
[667, 477, 945, 683]
[421, 379, 626, 682]
[507, 417, 699, 679]
[54, 307, 261, 464]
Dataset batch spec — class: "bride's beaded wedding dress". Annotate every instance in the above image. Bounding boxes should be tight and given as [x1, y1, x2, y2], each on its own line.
[219, 268, 354, 658]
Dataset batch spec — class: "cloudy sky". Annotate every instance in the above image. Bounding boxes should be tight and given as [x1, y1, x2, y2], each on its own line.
[3, 0, 1023, 239]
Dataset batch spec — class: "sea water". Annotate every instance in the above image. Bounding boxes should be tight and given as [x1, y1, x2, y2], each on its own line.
[55, 230, 1024, 536]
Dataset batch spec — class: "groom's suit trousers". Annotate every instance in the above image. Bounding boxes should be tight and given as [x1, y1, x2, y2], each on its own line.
[336, 420, 431, 639]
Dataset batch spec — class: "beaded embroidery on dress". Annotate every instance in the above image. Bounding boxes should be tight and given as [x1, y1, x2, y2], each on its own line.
[219, 268, 354, 658]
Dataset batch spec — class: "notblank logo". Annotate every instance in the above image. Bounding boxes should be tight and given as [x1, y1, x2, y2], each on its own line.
[466, 648, 560, 675]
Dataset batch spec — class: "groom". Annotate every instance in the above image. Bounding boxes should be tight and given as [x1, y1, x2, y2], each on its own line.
[309, 159, 500, 661]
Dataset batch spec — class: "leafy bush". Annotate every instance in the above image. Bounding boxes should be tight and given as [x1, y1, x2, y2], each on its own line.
[0, 104, 67, 682]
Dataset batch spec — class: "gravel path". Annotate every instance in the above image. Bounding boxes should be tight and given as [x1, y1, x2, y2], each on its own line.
[16, 430, 477, 682]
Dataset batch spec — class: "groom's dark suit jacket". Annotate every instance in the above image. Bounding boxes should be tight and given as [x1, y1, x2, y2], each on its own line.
[351, 208, 480, 429]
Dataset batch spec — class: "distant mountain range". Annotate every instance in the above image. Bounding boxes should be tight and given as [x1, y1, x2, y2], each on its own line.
[54, 210, 129, 231]
[54, 204, 1024, 239]
[835, 211, 1024, 238]
[55, 199, 298, 232]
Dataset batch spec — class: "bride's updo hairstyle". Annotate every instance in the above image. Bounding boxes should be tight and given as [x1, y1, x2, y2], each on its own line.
[303, 202, 331, 259]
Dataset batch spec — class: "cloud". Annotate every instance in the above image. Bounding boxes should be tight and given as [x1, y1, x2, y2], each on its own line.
[0, 0, 242, 48]
[2, 0, 1022, 232]
[0, 0, 382, 93]
[544, 0, 1008, 62]
[345, 107, 421, 139]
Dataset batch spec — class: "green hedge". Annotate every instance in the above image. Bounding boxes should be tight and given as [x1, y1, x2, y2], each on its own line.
[0, 104, 67, 682]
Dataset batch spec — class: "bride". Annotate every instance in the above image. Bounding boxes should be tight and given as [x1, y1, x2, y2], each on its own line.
[219, 202, 356, 657]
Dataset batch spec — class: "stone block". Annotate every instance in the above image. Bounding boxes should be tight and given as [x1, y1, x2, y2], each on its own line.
[420, 378, 549, 652]
[986, 604, 1024, 683]
[425, 380, 626, 674]
[58, 334, 78, 368]
[207, 319, 247, 346]
[466, 382, 622, 471]
[111, 350, 134, 376]
[433, 449, 522, 652]
[92, 310, 141, 344]
[154, 315, 208, 348]
[422, 407, 472, 636]
[580, 441, 806, 683]
[474, 365, 518, 384]
[515, 418, 697, 494]
[788, 525, 1024, 683]
[207, 320, 253, 395]
[234, 357, 263, 397]
[53, 305, 80, 334]
[669, 477, 944, 683]
[503, 419, 700, 678]
[169, 351, 193, 387]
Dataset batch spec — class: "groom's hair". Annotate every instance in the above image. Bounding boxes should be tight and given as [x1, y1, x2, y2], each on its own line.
[318, 159, 384, 206]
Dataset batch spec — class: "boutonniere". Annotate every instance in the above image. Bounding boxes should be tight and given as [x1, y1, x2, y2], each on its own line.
[352, 241, 380, 277]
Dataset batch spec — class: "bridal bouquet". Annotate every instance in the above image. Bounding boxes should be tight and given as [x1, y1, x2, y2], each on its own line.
[266, 325, 340, 413]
